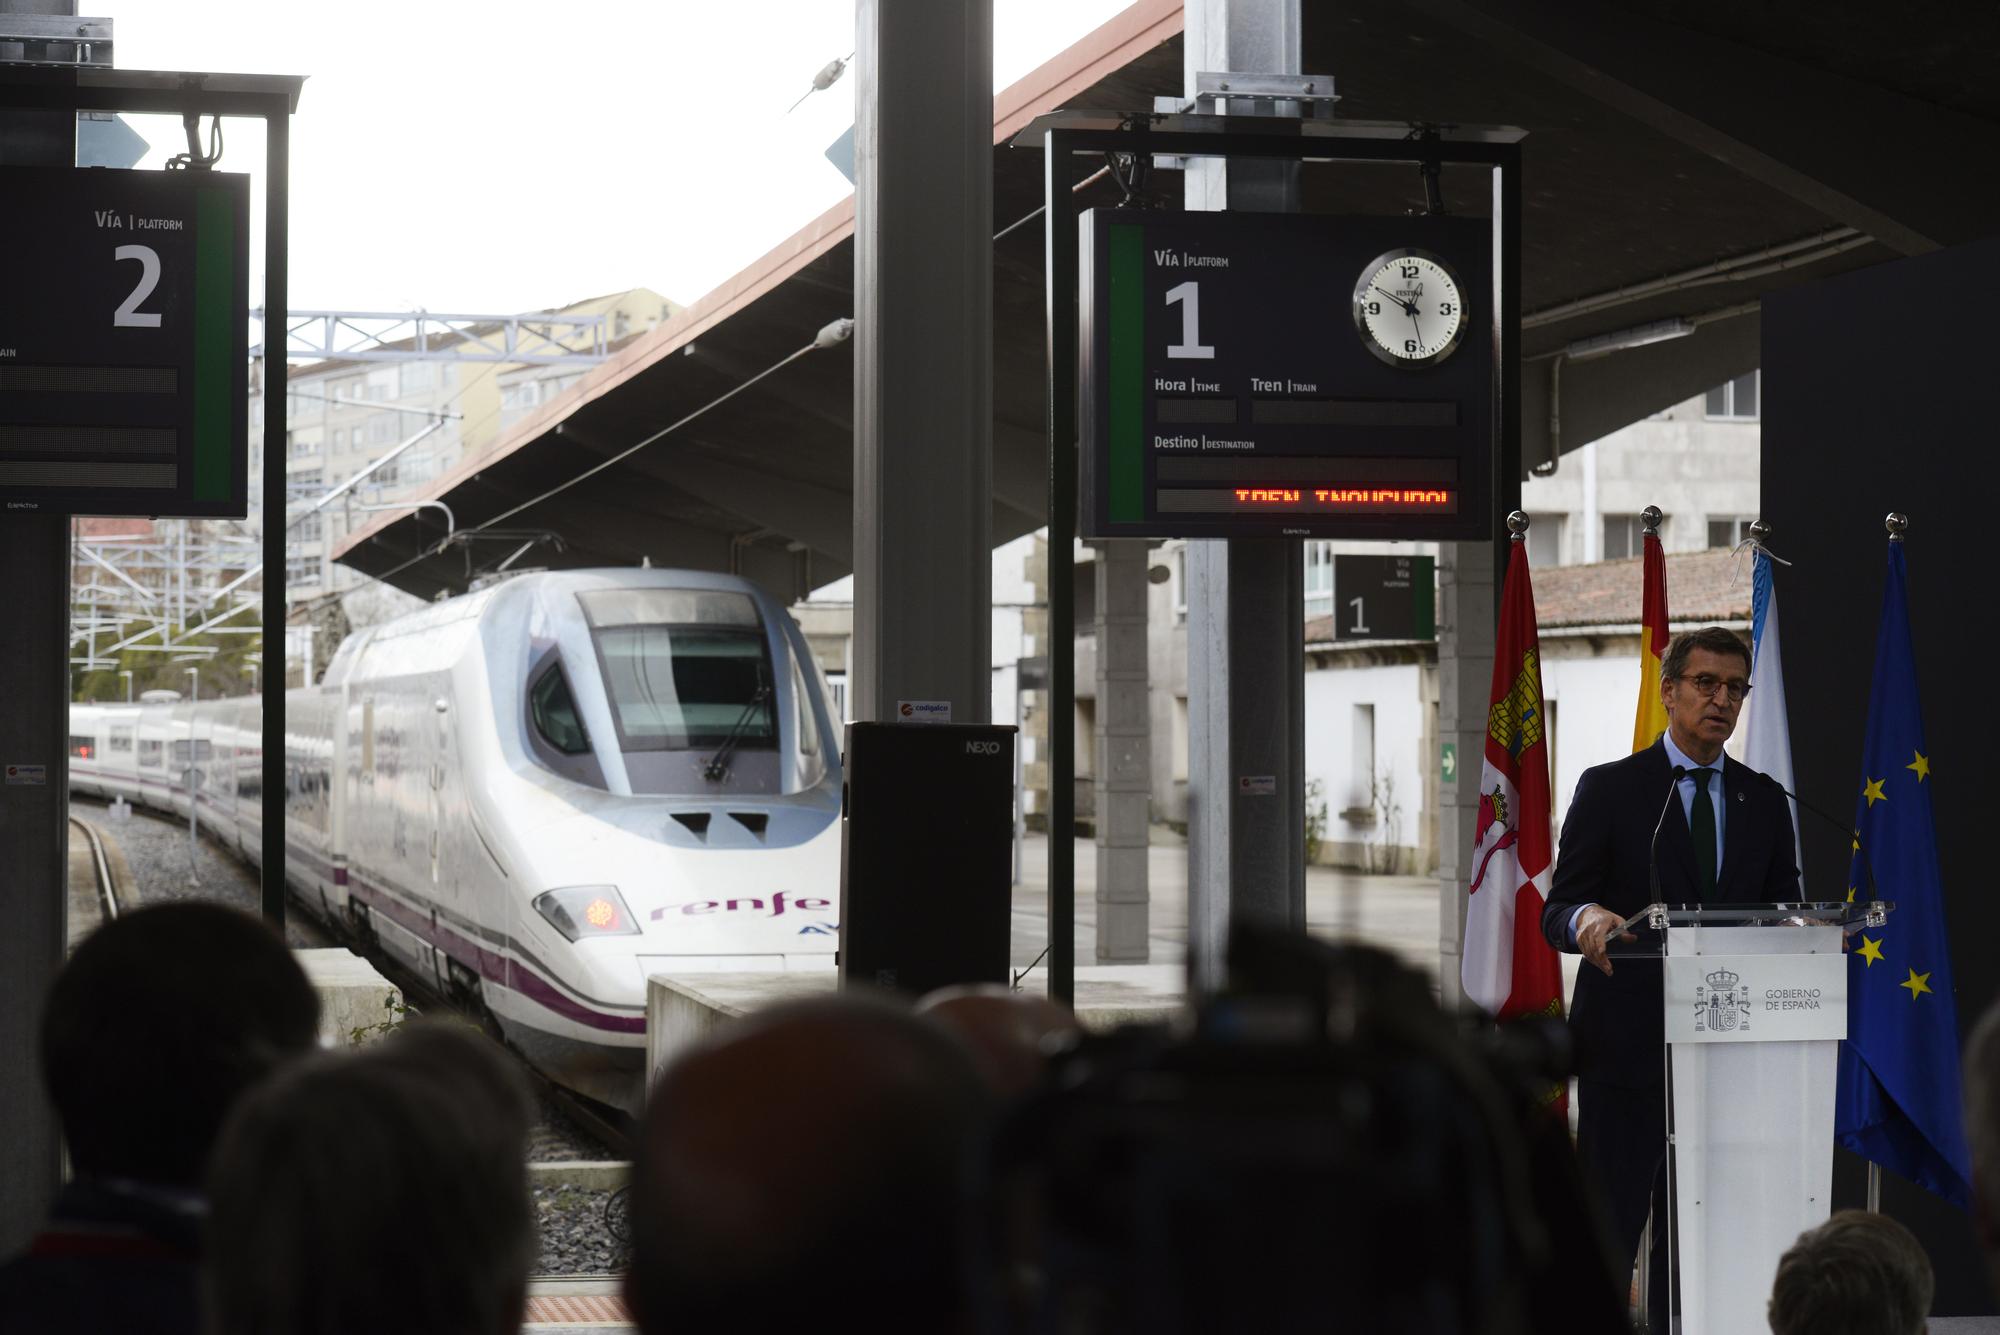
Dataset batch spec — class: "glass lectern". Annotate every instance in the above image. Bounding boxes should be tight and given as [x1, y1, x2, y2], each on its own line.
[1613, 900, 1892, 1335]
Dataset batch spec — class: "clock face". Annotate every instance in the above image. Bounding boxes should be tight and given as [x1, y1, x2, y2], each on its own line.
[1352, 250, 1467, 368]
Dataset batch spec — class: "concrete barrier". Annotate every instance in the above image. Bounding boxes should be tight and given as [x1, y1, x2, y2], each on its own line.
[294, 947, 403, 1047]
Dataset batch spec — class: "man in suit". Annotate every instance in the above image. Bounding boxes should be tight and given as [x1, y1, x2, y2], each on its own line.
[1542, 625, 1801, 1322]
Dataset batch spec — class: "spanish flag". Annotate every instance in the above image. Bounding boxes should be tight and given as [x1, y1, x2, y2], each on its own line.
[1631, 525, 1670, 751]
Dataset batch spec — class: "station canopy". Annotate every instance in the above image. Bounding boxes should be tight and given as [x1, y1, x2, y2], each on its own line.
[335, 0, 2000, 601]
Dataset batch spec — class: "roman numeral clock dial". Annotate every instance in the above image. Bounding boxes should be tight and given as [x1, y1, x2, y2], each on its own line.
[1352, 249, 1467, 368]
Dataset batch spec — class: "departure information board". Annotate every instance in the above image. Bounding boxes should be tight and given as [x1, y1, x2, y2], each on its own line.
[1079, 209, 1494, 541]
[0, 167, 250, 517]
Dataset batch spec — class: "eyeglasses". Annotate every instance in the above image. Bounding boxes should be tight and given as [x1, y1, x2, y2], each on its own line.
[1675, 673, 1752, 704]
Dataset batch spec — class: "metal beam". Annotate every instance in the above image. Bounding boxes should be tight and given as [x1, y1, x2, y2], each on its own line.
[1405, 0, 2000, 255]
[252, 308, 612, 365]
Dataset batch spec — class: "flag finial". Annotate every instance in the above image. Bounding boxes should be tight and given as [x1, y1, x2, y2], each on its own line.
[1886, 512, 1909, 542]
[1507, 510, 1530, 541]
[1641, 505, 1663, 536]
[1749, 518, 1771, 545]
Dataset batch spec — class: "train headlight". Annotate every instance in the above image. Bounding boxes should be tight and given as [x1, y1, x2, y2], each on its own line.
[532, 886, 641, 942]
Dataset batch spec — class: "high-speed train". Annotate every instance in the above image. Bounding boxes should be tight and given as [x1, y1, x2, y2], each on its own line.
[69, 569, 844, 1112]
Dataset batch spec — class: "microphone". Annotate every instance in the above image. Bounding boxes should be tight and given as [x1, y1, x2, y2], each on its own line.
[1751, 770, 1880, 905]
[1648, 765, 1689, 908]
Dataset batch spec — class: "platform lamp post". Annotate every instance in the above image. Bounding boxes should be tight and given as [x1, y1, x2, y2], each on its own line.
[121, 669, 132, 702]
[184, 666, 201, 885]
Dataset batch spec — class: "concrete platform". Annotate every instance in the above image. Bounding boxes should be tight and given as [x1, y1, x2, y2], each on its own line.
[641, 834, 1469, 1084]
[294, 947, 403, 1048]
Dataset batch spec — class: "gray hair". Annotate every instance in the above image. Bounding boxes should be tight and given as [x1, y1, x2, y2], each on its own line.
[1659, 626, 1751, 683]
[1767, 1209, 1932, 1335]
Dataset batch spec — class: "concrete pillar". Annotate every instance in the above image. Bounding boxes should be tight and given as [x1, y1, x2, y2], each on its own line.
[0, 0, 75, 1253]
[1092, 541, 1149, 961]
[1183, 0, 1307, 994]
[850, 0, 993, 725]
[1434, 539, 1497, 1010]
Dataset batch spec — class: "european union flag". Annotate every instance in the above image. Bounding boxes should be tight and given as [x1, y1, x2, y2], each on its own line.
[1834, 537, 1971, 1207]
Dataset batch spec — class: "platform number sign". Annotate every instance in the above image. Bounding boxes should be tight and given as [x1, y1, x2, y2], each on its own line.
[1079, 208, 1494, 542]
[0, 166, 251, 517]
[1333, 554, 1435, 642]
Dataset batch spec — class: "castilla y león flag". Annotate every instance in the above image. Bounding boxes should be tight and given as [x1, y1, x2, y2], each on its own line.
[1461, 540, 1562, 1026]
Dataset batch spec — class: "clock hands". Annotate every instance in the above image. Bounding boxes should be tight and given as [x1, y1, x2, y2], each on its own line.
[1372, 285, 1417, 317]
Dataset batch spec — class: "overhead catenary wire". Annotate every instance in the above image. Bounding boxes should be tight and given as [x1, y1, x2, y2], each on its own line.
[361, 166, 1121, 588]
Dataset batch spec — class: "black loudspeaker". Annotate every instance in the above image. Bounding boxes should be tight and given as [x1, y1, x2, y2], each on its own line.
[838, 721, 1018, 995]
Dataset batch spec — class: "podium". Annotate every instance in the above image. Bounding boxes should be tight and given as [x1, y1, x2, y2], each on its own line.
[1617, 900, 1891, 1334]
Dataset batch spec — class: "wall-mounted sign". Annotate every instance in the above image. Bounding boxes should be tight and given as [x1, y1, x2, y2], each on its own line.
[1332, 554, 1436, 641]
[0, 166, 250, 517]
[1080, 209, 1493, 542]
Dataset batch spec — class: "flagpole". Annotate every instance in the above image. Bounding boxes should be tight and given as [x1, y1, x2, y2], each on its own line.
[1863, 512, 1905, 1217]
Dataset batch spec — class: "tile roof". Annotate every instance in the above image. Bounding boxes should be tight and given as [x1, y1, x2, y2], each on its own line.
[1531, 547, 1753, 629]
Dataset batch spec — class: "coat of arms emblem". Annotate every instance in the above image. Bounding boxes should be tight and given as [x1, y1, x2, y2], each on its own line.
[1694, 968, 1751, 1033]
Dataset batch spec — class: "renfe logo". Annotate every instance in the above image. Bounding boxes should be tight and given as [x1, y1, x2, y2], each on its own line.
[964, 740, 1002, 755]
[650, 891, 832, 922]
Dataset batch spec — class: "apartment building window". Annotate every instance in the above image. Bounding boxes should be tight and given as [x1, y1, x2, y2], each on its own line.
[1603, 513, 1655, 560]
[1526, 513, 1564, 568]
[1705, 370, 1760, 420]
[366, 369, 396, 401]
[400, 361, 434, 394]
[367, 415, 396, 445]
[1303, 541, 1335, 618]
[1708, 516, 1753, 549]
[294, 511, 322, 542]
[287, 432, 316, 459]
[285, 556, 318, 585]
[373, 460, 401, 487]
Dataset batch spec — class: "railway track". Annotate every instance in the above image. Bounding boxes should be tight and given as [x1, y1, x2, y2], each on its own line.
[69, 814, 120, 928]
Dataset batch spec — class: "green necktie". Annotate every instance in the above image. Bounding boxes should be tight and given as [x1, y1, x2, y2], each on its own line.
[1690, 768, 1717, 901]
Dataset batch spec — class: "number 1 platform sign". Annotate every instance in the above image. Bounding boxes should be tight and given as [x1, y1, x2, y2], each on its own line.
[0, 167, 250, 517]
[1079, 208, 1494, 542]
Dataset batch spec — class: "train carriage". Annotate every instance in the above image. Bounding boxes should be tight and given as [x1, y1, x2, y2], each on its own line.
[69, 569, 844, 1113]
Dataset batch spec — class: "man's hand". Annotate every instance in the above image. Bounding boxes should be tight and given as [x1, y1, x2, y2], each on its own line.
[1575, 905, 1637, 976]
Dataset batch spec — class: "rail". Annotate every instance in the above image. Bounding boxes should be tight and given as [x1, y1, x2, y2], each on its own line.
[69, 814, 120, 924]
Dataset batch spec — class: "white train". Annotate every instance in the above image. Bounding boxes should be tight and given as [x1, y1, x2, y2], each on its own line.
[69, 569, 844, 1112]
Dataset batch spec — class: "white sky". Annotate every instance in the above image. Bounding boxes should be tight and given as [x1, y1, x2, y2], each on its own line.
[106, 0, 1135, 314]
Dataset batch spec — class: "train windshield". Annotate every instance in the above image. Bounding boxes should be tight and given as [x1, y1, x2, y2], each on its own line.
[579, 589, 776, 751]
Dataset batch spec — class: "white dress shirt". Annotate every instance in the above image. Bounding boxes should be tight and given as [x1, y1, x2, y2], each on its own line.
[1566, 732, 1726, 946]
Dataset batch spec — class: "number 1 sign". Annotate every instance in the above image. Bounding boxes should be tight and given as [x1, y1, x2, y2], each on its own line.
[0, 166, 251, 517]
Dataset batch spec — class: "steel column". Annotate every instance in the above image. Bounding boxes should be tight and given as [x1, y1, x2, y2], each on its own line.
[0, 0, 74, 1255]
[851, 0, 993, 728]
[261, 102, 287, 925]
[1184, 0, 1307, 995]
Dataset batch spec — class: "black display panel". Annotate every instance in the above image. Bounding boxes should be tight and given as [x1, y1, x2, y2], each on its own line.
[1080, 209, 1494, 541]
[0, 166, 250, 517]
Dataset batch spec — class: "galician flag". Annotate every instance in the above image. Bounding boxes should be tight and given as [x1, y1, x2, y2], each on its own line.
[1462, 536, 1562, 1034]
[1631, 524, 1670, 752]
[1835, 534, 1970, 1207]
[1731, 543, 1804, 874]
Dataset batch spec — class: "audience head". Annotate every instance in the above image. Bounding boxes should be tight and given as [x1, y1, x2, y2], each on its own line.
[1966, 997, 2000, 1282]
[40, 902, 319, 1189]
[917, 984, 1080, 1096]
[626, 993, 989, 1335]
[204, 1021, 535, 1335]
[1768, 1209, 1931, 1335]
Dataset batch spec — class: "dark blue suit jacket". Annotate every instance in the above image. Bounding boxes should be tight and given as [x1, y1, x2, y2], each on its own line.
[1540, 738, 1801, 1087]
